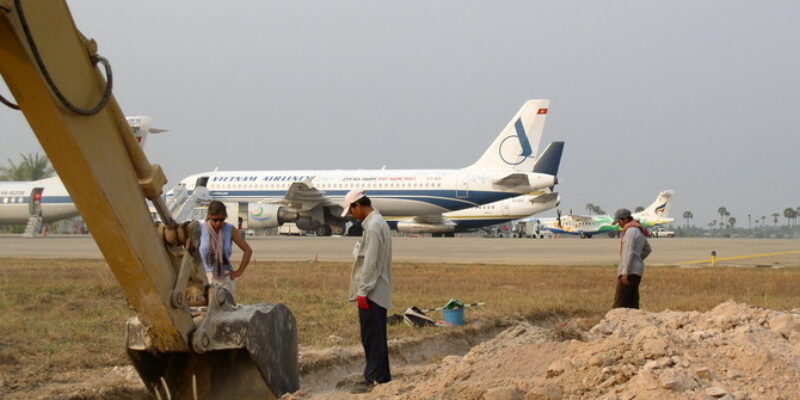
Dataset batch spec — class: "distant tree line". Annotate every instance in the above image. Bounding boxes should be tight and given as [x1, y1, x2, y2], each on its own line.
[0, 152, 54, 181]
[676, 205, 799, 238]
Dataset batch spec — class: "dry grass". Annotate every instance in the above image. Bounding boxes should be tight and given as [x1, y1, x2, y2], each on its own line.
[1, 258, 799, 388]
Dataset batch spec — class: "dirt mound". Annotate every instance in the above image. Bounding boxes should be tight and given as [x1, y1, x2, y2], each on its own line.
[287, 302, 800, 399]
[540, 301, 800, 400]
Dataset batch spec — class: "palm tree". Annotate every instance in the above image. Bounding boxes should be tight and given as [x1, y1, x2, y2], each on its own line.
[593, 205, 605, 215]
[772, 213, 780, 227]
[728, 217, 736, 230]
[718, 207, 728, 229]
[682, 211, 693, 228]
[634, 206, 645, 213]
[0, 152, 55, 181]
[711, 219, 718, 230]
[585, 204, 605, 216]
[785, 208, 798, 228]
[761, 216, 767, 226]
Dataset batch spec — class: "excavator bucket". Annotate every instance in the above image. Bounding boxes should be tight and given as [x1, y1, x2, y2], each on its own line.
[126, 300, 299, 400]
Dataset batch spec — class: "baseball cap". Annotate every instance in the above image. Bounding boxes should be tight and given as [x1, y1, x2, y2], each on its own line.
[612, 208, 632, 225]
[340, 189, 366, 217]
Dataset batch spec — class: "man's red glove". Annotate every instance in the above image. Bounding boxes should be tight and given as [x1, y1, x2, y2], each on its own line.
[357, 296, 370, 310]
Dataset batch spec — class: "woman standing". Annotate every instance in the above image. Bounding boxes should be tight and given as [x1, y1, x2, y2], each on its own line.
[200, 200, 253, 295]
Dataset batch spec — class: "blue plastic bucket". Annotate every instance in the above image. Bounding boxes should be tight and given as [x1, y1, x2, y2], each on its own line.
[443, 308, 464, 326]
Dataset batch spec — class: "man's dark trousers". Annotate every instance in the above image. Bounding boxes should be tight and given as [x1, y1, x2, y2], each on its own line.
[358, 298, 391, 384]
[613, 274, 641, 309]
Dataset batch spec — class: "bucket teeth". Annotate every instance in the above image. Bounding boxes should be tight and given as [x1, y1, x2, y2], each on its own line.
[127, 303, 299, 400]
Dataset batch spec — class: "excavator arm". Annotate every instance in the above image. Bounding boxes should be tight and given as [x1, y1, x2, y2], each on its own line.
[0, 0, 193, 351]
[0, 1, 297, 398]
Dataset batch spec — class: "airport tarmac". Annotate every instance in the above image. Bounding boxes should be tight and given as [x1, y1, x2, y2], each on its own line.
[0, 235, 798, 266]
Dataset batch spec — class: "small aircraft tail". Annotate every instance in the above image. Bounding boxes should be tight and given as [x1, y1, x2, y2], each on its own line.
[468, 99, 549, 171]
[637, 190, 675, 218]
[127, 116, 168, 148]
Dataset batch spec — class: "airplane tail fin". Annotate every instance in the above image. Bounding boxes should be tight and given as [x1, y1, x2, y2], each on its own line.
[468, 99, 549, 171]
[532, 142, 564, 176]
[637, 190, 675, 218]
[127, 116, 168, 148]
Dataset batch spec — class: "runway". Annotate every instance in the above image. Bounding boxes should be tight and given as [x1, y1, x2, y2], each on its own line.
[0, 235, 798, 266]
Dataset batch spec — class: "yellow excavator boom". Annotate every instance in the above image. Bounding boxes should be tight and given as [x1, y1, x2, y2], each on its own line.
[0, 1, 298, 398]
[0, 0, 193, 351]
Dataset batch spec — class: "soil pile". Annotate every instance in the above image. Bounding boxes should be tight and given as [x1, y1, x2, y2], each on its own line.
[540, 301, 800, 400]
[292, 301, 800, 399]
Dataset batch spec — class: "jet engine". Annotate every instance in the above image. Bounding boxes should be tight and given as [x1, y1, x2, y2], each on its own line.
[247, 204, 299, 229]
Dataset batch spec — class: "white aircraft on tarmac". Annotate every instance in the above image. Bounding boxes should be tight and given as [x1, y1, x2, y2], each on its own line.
[531, 190, 676, 238]
[0, 117, 165, 226]
[178, 99, 563, 236]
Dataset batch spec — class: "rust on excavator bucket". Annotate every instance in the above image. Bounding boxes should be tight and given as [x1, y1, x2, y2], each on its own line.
[127, 302, 299, 399]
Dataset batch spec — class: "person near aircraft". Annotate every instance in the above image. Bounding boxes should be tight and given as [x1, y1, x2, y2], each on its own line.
[342, 189, 393, 392]
[612, 208, 652, 309]
[199, 200, 253, 295]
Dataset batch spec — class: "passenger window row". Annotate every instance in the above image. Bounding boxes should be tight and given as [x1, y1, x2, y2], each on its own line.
[207, 182, 444, 190]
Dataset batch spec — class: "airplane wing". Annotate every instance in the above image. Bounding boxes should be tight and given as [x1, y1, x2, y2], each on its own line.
[269, 179, 337, 211]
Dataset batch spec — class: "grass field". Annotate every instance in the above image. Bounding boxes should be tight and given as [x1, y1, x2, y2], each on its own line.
[1, 258, 799, 390]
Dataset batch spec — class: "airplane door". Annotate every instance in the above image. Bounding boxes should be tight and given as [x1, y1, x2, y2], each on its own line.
[455, 175, 469, 199]
[196, 176, 209, 188]
[29, 187, 44, 216]
[238, 202, 248, 229]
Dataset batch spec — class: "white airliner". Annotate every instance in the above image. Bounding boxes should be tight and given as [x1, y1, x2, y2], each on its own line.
[0, 117, 165, 225]
[180, 99, 562, 235]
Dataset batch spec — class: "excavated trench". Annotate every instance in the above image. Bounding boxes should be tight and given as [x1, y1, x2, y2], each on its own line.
[5, 318, 529, 400]
[297, 319, 513, 394]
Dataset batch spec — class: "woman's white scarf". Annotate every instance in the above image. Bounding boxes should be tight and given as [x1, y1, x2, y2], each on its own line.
[206, 221, 225, 277]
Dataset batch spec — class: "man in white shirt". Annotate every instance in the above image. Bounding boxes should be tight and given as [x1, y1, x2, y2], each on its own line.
[341, 189, 392, 392]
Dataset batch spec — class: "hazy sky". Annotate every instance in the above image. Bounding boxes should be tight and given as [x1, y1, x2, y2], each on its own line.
[2, 1, 798, 226]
